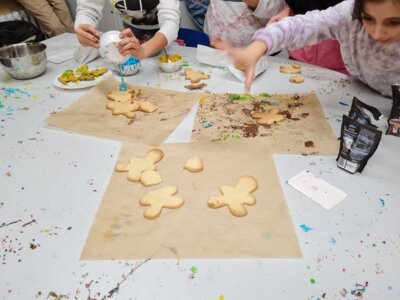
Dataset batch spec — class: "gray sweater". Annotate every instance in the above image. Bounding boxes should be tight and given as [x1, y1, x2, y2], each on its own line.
[253, 0, 400, 97]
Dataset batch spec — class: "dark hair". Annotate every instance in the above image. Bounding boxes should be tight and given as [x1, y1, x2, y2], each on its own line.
[353, 0, 400, 22]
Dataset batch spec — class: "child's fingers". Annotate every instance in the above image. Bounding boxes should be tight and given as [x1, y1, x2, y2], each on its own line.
[76, 25, 99, 46]
[245, 65, 255, 92]
[120, 28, 134, 38]
[118, 37, 141, 54]
[211, 38, 231, 50]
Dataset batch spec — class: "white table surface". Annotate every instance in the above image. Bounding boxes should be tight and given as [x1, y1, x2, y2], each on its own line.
[0, 39, 399, 300]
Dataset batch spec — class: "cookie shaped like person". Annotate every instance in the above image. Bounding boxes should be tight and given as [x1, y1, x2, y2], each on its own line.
[208, 176, 258, 217]
[184, 68, 210, 83]
[106, 101, 140, 118]
[251, 108, 286, 125]
[115, 149, 164, 185]
[140, 186, 184, 219]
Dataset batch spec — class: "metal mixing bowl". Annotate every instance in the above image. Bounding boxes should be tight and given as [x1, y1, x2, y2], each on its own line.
[0, 42, 47, 79]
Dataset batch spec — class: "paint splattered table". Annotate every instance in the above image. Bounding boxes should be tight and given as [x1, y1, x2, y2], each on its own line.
[0, 39, 399, 300]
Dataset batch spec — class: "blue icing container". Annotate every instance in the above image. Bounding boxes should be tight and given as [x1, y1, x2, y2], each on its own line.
[117, 57, 141, 76]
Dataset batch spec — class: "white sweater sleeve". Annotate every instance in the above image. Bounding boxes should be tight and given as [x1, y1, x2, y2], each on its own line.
[157, 0, 180, 45]
[74, 0, 105, 30]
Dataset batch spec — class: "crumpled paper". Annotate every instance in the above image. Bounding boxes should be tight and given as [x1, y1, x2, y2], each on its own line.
[74, 45, 101, 64]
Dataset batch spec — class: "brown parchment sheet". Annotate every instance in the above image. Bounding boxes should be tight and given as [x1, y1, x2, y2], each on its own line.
[46, 76, 201, 145]
[191, 93, 339, 155]
[81, 140, 302, 260]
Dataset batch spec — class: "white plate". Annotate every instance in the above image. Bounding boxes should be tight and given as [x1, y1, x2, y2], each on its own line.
[52, 69, 113, 90]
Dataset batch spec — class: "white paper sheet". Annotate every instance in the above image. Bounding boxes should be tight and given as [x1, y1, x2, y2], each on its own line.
[288, 170, 347, 210]
[196, 45, 267, 82]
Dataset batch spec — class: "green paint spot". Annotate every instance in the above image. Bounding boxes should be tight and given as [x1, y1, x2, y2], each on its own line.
[190, 265, 198, 274]
[226, 94, 251, 101]
[183, 63, 189, 67]
[372, 243, 376, 247]
[259, 92, 271, 98]
[310, 278, 316, 284]
[307, 265, 311, 269]
[0, 102, 4, 109]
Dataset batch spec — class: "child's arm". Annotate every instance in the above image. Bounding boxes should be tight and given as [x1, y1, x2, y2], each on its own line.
[253, 0, 351, 55]
[75, 0, 104, 31]
[228, 41, 268, 92]
[156, 0, 180, 46]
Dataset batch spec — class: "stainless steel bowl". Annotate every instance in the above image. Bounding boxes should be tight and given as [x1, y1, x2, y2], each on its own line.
[0, 42, 47, 79]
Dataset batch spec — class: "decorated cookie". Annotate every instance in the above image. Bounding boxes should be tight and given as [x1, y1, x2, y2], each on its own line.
[139, 186, 184, 219]
[251, 108, 286, 125]
[208, 176, 258, 217]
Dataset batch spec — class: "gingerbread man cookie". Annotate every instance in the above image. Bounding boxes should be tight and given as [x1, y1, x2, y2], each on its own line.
[107, 91, 133, 103]
[208, 176, 258, 217]
[106, 101, 140, 118]
[139, 186, 184, 219]
[115, 149, 164, 184]
[251, 108, 286, 125]
[184, 68, 210, 83]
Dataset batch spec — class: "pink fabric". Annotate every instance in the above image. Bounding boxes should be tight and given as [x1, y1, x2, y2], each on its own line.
[288, 39, 349, 75]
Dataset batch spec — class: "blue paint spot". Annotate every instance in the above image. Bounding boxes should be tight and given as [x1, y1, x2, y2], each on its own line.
[329, 237, 337, 245]
[1, 87, 31, 99]
[200, 117, 214, 128]
[300, 224, 313, 232]
[6, 107, 13, 116]
[379, 198, 385, 207]
[339, 101, 349, 106]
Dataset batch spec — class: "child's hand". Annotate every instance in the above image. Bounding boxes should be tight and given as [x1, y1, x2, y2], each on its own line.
[210, 38, 232, 50]
[76, 24, 100, 48]
[267, 4, 292, 25]
[228, 41, 268, 92]
[118, 29, 146, 60]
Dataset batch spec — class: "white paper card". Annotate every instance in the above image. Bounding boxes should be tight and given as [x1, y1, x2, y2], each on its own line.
[196, 45, 267, 81]
[196, 45, 232, 67]
[227, 56, 267, 82]
[288, 170, 347, 210]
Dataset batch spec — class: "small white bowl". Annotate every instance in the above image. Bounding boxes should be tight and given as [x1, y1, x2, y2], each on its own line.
[158, 54, 183, 73]
[99, 31, 130, 65]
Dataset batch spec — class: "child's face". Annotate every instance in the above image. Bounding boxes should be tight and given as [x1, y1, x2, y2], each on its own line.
[362, 0, 400, 44]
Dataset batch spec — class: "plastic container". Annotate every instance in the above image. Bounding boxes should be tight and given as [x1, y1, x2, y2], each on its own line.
[99, 31, 130, 65]
[116, 56, 141, 76]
